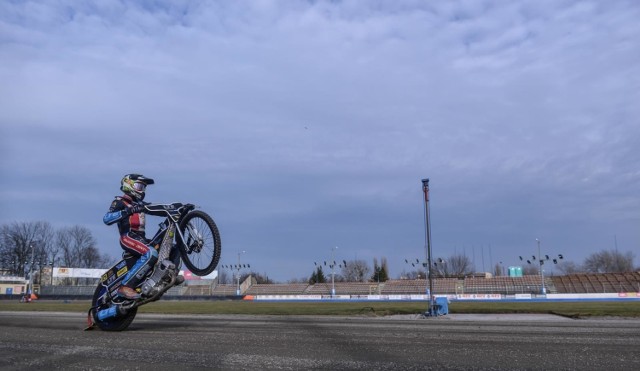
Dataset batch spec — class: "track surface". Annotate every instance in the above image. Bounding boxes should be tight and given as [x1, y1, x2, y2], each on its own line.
[0, 312, 638, 370]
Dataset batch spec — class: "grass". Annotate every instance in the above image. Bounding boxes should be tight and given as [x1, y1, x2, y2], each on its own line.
[449, 301, 640, 318]
[1, 299, 639, 318]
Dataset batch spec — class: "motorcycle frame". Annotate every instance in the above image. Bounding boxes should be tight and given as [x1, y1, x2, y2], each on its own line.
[96, 203, 194, 305]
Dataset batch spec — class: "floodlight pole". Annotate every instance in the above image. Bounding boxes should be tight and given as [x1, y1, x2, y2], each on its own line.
[331, 246, 338, 297]
[422, 179, 434, 313]
[49, 259, 55, 286]
[236, 250, 246, 295]
[28, 242, 36, 297]
[536, 239, 546, 295]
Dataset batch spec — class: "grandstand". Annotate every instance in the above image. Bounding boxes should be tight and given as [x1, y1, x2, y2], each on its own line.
[381, 278, 458, 294]
[233, 273, 639, 296]
[463, 276, 546, 294]
[550, 272, 640, 293]
[245, 283, 311, 296]
[305, 282, 380, 295]
[211, 284, 238, 296]
[9, 272, 640, 298]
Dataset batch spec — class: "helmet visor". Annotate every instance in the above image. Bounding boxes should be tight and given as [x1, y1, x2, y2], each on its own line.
[132, 182, 146, 192]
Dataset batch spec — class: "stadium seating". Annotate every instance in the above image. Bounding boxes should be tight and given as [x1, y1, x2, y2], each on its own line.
[382, 278, 459, 294]
[210, 284, 238, 296]
[550, 272, 640, 293]
[305, 282, 379, 295]
[245, 283, 309, 295]
[32, 272, 640, 297]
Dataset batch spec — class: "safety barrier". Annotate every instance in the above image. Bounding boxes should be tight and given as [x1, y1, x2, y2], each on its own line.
[246, 292, 640, 302]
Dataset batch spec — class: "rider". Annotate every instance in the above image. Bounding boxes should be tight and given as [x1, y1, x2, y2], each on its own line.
[103, 174, 182, 299]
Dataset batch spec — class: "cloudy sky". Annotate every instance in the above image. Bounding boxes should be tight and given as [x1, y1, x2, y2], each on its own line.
[1, 0, 639, 282]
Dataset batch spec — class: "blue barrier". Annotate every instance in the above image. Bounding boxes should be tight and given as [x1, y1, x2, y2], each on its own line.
[434, 297, 449, 315]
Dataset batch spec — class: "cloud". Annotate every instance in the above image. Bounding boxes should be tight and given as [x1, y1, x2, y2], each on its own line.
[1, 1, 639, 281]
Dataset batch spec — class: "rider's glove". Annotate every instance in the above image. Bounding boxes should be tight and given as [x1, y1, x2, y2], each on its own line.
[125, 204, 144, 215]
[131, 204, 145, 214]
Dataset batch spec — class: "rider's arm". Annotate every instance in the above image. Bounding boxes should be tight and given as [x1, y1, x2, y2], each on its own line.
[103, 199, 129, 225]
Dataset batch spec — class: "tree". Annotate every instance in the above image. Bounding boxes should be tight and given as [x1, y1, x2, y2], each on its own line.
[400, 269, 427, 279]
[0, 221, 54, 276]
[371, 257, 389, 282]
[493, 262, 504, 277]
[56, 226, 107, 268]
[309, 266, 326, 284]
[287, 277, 309, 284]
[447, 254, 474, 276]
[240, 271, 274, 284]
[431, 254, 474, 277]
[522, 264, 539, 275]
[583, 249, 634, 273]
[341, 259, 370, 282]
[556, 261, 582, 274]
[216, 268, 228, 284]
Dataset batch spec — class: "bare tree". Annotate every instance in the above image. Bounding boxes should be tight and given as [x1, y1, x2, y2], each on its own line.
[400, 269, 427, 279]
[432, 254, 474, 277]
[0, 221, 54, 276]
[493, 262, 503, 277]
[583, 249, 634, 273]
[522, 264, 539, 275]
[556, 261, 582, 274]
[80, 245, 113, 268]
[56, 225, 111, 268]
[340, 259, 370, 282]
[240, 271, 273, 284]
[217, 268, 231, 284]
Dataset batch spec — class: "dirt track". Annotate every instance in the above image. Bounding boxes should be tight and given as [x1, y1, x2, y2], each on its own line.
[0, 311, 638, 370]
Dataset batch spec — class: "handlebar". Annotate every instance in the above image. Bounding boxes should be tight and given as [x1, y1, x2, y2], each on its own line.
[143, 202, 196, 217]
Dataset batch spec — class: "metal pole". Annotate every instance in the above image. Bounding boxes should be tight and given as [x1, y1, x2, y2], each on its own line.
[28, 242, 35, 297]
[331, 246, 338, 297]
[50, 260, 54, 286]
[536, 239, 545, 295]
[422, 179, 434, 313]
[236, 250, 245, 295]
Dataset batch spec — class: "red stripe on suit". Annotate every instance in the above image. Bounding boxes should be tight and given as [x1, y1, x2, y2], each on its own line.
[120, 235, 150, 255]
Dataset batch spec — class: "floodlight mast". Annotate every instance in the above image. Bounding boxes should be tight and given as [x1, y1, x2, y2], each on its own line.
[331, 246, 338, 297]
[536, 239, 546, 295]
[27, 240, 43, 298]
[236, 251, 246, 295]
[422, 179, 434, 314]
[29, 241, 36, 297]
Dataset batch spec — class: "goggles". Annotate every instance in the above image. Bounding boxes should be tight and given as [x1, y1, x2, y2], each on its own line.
[132, 182, 146, 192]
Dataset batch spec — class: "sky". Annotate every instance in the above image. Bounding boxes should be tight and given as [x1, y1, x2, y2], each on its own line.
[1, 0, 639, 283]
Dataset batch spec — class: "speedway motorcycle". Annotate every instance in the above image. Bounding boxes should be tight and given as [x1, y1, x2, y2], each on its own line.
[87, 202, 221, 331]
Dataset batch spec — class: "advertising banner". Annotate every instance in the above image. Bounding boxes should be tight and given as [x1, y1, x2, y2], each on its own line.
[457, 294, 502, 300]
[53, 268, 103, 278]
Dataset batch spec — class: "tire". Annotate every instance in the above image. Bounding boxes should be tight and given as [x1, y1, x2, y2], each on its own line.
[177, 210, 221, 276]
[91, 284, 137, 331]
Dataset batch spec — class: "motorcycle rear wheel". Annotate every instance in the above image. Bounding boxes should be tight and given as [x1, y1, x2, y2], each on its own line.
[91, 285, 138, 331]
[177, 210, 221, 276]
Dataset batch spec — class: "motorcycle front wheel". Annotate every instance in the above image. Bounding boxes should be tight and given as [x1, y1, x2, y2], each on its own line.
[91, 284, 138, 331]
[177, 210, 221, 276]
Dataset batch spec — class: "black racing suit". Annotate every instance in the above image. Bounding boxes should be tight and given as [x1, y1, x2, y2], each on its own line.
[103, 195, 158, 290]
